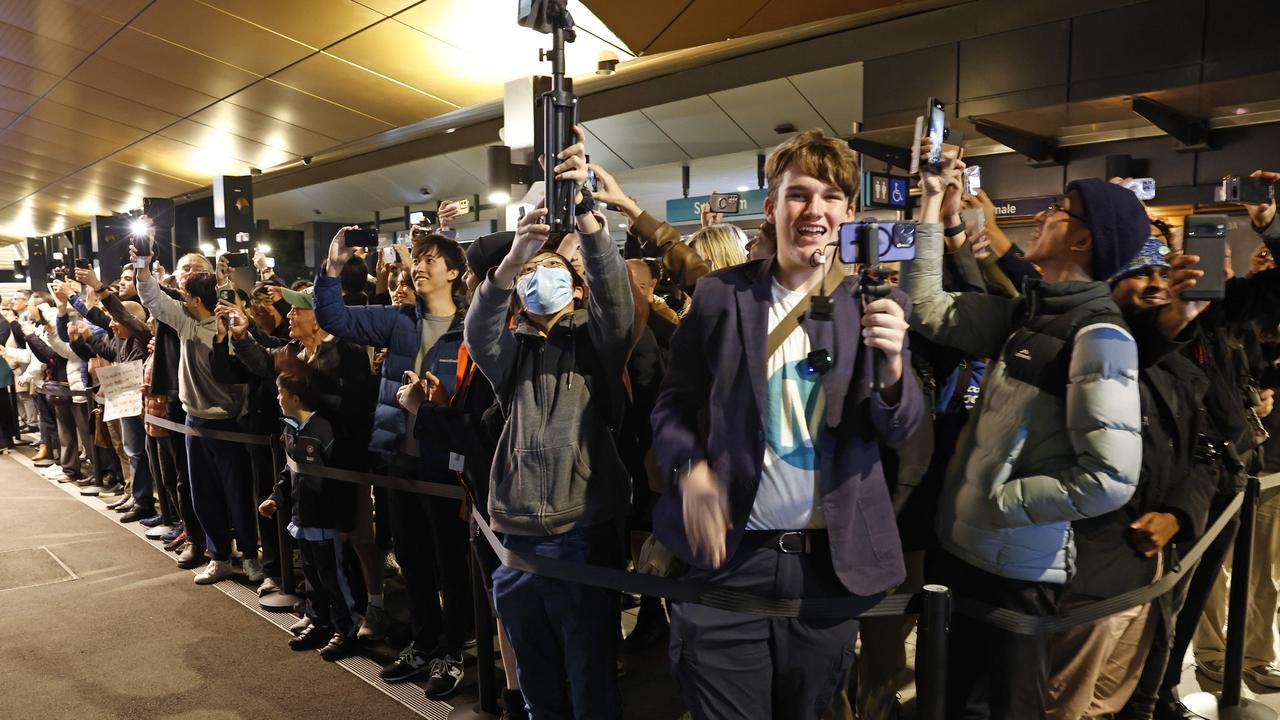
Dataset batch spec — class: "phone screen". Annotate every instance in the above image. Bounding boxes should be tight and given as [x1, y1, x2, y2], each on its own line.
[964, 166, 982, 195]
[344, 229, 379, 247]
[925, 98, 945, 171]
[382, 247, 397, 264]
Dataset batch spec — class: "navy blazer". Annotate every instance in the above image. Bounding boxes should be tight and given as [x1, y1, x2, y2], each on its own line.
[651, 258, 924, 596]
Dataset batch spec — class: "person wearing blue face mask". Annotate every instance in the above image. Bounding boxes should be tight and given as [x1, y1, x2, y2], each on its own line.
[464, 125, 634, 720]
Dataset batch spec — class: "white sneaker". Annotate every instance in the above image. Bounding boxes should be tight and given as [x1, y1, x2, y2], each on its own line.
[194, 559, 234, 585]
[41, 465, 65, 478]
[242, 558, 264, 583]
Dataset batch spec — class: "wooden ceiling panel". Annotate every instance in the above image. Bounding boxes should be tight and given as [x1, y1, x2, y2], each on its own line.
[0, 55, 62, 97]
[0, 82, 39, 114]
[271, 53, 455, 127]
[0, 21, 91, 76]
[199, 0, 382, 48]
[60, 0, 155, 24]
[44, 79, 183, 133]
[9, 117, 120, 158]
[645, 0, 770, 56]
[0, 0, 124, 52]
[0, 142, 81, 180]
[132, 0, 313, 76]
[188, 101, 342, 156]
[576, 0, 691, 55]
[158, 119, 297, 170]
[96, 28, 261, 100]
[350, 0, 422, 16]
[110, 134, 246, 182]
[0, 126, 105, 167]
[224, 80, 394, 142]
[324, 20, 489, 107]
[24, 100, 153, 146]
[67, 55, 220, 116]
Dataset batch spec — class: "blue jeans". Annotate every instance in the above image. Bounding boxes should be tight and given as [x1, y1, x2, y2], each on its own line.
[185, 416, 257, 562]
[492, 524, 623, 720]
[119, 415, 153, 514]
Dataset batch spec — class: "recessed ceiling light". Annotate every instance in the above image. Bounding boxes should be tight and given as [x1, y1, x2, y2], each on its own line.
[736, 185, 750, 192]
[1235, 107, 1249, 115]
[444, 128, 457, 134]
[617, 222, 627, 228]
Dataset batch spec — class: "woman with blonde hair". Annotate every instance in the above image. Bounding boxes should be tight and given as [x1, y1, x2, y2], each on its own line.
[687, 223, 748, 271]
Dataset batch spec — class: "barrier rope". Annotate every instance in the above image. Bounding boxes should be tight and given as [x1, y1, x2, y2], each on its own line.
[141, 414, 1264, 626]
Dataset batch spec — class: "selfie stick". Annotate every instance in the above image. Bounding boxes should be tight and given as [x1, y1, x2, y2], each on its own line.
[857, 231, 891, 393]
[539, 1, 578, 235]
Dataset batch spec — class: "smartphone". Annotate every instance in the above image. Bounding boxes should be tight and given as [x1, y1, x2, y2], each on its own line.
[217, 288, 238, 304]
[838, 221, 918, 264]
[585, 169, 598, 193]
[131, 236, 151, 269]
[223, 251, 250, 268]
[1181, 214, 1228, 301]
[74, 258, 92, 271]
[51, 267, 67, 281]
[708, 192, 742, 215]
[382, 247, 397, 264]
[1121, 178, 1156, 201]
[344, 228, 379, 247]
[909, 115, 925, 175]
[964, 165, 982, 196]
[1221, 176, 1274, 205]
[924, 97, 945, 172]
[444, 198, 471, 215]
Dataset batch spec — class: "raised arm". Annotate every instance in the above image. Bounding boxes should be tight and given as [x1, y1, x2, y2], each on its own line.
[136, 267, 213, 345]
[312, 274, 399, 348]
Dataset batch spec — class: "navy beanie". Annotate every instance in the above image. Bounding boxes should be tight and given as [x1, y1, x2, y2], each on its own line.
[466, 231, 515, 278]
[1065, 178, 1150, 281]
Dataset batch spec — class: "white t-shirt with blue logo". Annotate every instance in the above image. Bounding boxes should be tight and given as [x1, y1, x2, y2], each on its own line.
[747, 279, 827, 531]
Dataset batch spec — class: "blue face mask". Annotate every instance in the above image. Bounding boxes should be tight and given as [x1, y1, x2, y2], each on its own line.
[518, 265, 574, 316]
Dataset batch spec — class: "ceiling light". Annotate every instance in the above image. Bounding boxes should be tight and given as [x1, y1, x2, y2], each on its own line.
[257, 243, 271, 254]
[1235, 107, 1249, 115]
[199, 243, 214, 255]
[736, 185, 750, 192]
[444, 128, 457, 134]
[488, 191, 511, 205]
[14, 273, 24, 280]
[617, 222, 627, 228]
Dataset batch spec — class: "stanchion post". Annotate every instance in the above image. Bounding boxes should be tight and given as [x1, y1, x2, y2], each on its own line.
[271, 442, 299, 600]
[1222, 475, 1260, 708]
[471, 538, 498, 715]
[915, 584, 951, 720]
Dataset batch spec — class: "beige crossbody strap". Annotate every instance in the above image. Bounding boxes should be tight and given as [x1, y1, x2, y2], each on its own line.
[765, 268, 842, 357]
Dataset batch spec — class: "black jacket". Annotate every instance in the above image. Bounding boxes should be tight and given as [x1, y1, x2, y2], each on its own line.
[275, 413, 355, 532]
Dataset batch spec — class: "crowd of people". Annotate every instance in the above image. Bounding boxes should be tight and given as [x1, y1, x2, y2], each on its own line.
[1, 125, 1279, 720]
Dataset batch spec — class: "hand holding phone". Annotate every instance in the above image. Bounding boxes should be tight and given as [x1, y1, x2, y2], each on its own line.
[343, 228, 379, 247]
[1180, 214, 1228, 301]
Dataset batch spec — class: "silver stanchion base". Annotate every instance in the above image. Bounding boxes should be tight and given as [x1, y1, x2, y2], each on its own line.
[1181, 691, 1278, 719]
[259, 592, 303, 612]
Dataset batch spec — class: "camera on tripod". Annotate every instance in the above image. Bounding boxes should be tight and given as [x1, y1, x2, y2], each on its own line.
[518, 0, 580, 235]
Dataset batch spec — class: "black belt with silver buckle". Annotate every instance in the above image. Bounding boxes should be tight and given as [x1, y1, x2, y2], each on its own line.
[746, 530, 825, 554]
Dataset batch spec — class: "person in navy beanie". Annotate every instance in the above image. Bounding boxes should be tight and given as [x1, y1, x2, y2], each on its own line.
[1067, 177, 1152, 282]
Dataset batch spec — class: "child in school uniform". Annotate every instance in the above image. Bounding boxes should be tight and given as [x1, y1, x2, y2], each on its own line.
[259, 369, 359, 661]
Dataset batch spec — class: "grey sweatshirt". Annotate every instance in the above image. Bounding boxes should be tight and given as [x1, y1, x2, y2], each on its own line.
[464, 223, 634, 536]
[137, 274, 246, 420]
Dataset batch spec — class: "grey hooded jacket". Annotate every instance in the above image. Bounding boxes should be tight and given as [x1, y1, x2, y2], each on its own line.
[903, 224, 1141, 584]
[464, 224, 634, 536]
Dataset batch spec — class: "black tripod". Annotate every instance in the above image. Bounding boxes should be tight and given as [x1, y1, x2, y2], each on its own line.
[537, 1, 578, 234]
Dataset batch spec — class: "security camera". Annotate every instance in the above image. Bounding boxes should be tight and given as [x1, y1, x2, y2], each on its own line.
[597, 50, 619, 76]
[419, 188, 432, 197]
[302, 156, 313, 166]
[250, 167, 263, 176]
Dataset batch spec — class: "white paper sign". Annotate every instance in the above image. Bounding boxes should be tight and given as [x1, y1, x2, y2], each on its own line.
[97, 361, 144, 421]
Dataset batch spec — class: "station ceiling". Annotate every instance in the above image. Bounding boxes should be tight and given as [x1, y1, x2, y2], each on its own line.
[0, 0, 938, 244]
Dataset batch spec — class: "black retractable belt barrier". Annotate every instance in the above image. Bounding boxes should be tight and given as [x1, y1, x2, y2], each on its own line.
[1181, 474, 1280, 720]
[43, 386, 97, 400]
[144, 414, 272, 446]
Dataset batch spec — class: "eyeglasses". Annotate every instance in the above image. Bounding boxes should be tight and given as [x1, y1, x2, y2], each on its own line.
[1045, 199, 1087, 224]
[518, 258, 568, 279]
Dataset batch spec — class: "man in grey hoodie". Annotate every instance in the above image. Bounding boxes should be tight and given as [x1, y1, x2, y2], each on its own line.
[464, 127, 633, 720]
[134, 240, 255, 587]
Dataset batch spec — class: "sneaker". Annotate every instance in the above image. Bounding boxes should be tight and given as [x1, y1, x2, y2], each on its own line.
[257, 576, 281, 597]
[161, 525, 185, 544]
[57, 473, 78, 483]
[424, 653, 464, 699]
[289, 615, 313, 636]
[41, 465, 65, 479]
[78, 484, 103, 497]
[357, 605, 390, 643]
[193, 559, 232, 584]
[97, 483, 125, 497]
[144, 524, 173, 540]
[165, 532, 189, 553]
[106, 495, 131, 510]
[242, 558, 264, 583]
[289, 623, 332, 651]
[1198, 658, 1225, 683]
[319, 632, 354, 662]
[119, 507, 151, 524]
[380, 643, 429, 682]
[140, 514, 166, 528]
[1246, 663, 1280, 688]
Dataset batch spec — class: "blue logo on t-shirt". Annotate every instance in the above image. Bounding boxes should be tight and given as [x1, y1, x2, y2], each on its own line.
[766, 359, 825, 470]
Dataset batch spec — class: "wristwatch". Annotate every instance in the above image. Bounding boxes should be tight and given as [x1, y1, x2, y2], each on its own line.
[574, 187, 596, 217]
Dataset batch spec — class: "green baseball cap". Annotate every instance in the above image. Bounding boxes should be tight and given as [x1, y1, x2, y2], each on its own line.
[278, 286, 313, 309]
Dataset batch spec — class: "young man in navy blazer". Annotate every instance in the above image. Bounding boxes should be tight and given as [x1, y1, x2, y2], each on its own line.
[651, 129, 925, 719]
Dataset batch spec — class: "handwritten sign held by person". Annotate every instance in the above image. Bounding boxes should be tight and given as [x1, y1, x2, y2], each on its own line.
[97, 361, 144, 421]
